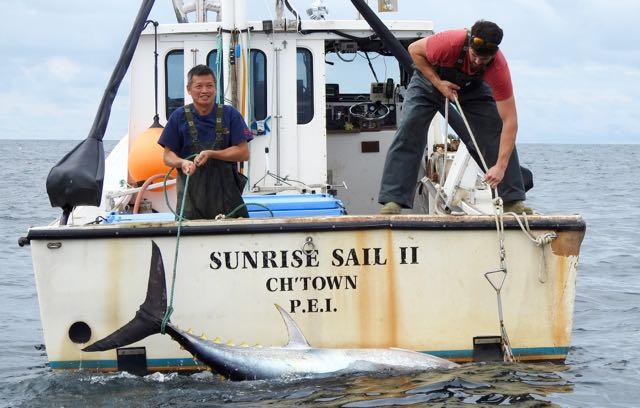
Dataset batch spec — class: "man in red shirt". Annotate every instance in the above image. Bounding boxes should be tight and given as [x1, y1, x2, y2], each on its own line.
[379, 20, 532, 214]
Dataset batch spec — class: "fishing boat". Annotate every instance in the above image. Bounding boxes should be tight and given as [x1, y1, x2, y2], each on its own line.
[21, 0, 585, 373]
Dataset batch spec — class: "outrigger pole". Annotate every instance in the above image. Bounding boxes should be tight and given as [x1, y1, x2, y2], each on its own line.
[46, 0, 156, 224]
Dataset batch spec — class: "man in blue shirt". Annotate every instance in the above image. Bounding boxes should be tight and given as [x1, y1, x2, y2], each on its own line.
[158, 65, 253, 219]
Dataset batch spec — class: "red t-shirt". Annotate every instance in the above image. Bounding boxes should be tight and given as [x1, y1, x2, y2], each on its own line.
[425, 29, 513, 101]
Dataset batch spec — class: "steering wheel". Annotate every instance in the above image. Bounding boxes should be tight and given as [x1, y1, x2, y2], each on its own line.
[348, 101, 391, 122]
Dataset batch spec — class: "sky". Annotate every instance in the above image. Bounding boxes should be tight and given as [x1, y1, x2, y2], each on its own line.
[0, 0, 638, 143]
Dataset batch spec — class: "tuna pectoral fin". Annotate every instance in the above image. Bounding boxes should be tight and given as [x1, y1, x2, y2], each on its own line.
[83, 241, 168, 352]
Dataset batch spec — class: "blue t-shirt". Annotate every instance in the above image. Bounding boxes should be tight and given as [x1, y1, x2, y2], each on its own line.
[158, 104, 252, 158]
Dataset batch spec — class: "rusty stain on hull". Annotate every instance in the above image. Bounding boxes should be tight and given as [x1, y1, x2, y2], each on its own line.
[551, 230, 585, 257]
[384, 229, 398, 347]
[354, 230, 398, 348]
[552, 255, 570, 345]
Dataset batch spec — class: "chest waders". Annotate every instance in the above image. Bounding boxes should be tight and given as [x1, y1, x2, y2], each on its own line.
[177, 104, 249, 219]
[436, 32, 492, 90]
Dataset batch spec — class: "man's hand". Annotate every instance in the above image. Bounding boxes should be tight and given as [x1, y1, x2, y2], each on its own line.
[181, 160, 196, 175]
[485, 164, 506, 188]
[436, 80, 460, 100]
[194, 150, 213, 167]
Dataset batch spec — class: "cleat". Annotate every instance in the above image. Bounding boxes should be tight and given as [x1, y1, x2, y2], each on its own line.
[213, 337, 221, 343]
[186, 328, 193, 334]
[240, 342, 249, 347]
[200, 333, 207, 340]
[226, 340, 235, 346]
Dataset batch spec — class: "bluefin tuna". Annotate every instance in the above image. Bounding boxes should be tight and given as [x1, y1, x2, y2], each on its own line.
[83, 242, 457, 380]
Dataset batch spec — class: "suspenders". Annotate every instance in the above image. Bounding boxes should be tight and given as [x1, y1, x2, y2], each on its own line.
[183, 103, 226, 149]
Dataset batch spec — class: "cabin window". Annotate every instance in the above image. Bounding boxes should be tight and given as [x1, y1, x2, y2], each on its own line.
[296, 48, 314, 124]
[324, 43, 401, 132]
[206, 50, 224, 91]
[251, 50, 267, 121]
[324, 51, 400, 94]
[165, 50, 184, 119]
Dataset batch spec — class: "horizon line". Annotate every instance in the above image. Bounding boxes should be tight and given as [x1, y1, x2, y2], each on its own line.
[0, 138, 638, 146]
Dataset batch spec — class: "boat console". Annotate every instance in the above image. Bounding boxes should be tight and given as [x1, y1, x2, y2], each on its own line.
[325, 81, 398, 133]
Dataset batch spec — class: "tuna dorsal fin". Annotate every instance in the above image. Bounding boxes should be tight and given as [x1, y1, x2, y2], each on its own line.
[274, 304, 310, 349]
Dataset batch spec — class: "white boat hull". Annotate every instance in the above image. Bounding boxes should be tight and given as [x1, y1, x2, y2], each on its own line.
[27, 214, 585, 371]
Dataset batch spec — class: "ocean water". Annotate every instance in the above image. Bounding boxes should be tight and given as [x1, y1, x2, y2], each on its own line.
[0, 140, 639, 407]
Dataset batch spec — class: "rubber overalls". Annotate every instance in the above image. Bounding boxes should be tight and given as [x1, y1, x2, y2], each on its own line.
[175, 104, 249, 220]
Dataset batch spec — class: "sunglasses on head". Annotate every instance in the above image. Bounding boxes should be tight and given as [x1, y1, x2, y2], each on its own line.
[470, 36, 499, 52]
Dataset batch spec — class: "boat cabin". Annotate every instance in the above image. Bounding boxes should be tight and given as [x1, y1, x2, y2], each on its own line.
[122, 16, 440, 217]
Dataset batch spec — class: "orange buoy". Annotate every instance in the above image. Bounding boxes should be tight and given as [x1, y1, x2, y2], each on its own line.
[128, 125, 176, 190]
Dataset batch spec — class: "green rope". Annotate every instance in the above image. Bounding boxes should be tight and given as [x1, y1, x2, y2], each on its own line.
[160, 154, 195, 334]
[247, 27, 253, 126]
[216, 30, 223, 105]
[158, 154, 274, 333]
[227, 202, 274, 218]
[245, 27, 253, 190]
[160, 173, 190, 333]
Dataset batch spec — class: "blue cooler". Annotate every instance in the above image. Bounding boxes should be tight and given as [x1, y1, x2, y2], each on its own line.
[103, 194, 345, 223]
[243, 194, 345, 218]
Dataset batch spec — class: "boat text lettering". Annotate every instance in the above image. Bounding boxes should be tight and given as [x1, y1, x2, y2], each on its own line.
[210, 249, 320, 270]
[266, 275, 357, 292]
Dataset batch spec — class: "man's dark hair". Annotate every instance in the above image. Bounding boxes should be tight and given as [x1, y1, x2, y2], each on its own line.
[187, 64, 216, 87]
[470, 20, 503, 56]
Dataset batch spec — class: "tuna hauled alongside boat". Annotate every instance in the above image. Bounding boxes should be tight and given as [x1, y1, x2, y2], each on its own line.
[83, 242, 457, 380]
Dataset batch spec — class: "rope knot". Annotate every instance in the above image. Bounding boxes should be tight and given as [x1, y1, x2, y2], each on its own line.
[160, 305, 174, 334]
[535, 232, 557, 247]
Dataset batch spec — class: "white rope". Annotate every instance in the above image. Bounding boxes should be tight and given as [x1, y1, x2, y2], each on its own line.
[503, 211, 556, 283]
[453, 97, 490, 173]
[503, 211, 557, 246]
[451, 97, 559, 360]
[438, 98, 449, 188]
[452, 97, 515, 361]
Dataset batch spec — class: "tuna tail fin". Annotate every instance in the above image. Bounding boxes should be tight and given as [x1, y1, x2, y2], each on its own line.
[83, 241, 167, 352]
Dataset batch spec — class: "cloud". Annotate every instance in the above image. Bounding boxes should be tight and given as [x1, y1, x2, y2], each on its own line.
[1, 1, 638, 143]
[45, 57, 81, 81]
[509, 58, 640, 143]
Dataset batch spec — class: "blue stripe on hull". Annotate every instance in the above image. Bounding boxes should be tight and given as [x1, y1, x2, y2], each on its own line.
[427, 346, 569, 359]
[50, 347, 569, 370]
[50, 358, 200, 370]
